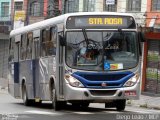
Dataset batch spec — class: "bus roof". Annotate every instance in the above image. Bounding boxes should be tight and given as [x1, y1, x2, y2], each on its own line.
[10, 12, 135, 37]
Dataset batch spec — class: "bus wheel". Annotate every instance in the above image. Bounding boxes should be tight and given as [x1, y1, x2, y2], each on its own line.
[81, 102, 90, 108]
[51, 86, 60, 111]
[115, 99, 126, 111]
[22, 85, 32, 106]
[72, 103, 81, 108]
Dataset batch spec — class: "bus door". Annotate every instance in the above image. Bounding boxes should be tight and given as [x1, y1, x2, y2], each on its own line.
[32, 36, 40, 100]
[10, 35, 21, 98]
[57, 31, 64, 99]
[8, 38, 16, 97]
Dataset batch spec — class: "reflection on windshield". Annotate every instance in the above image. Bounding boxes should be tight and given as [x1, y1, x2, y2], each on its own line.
[66, 31, 138, 71]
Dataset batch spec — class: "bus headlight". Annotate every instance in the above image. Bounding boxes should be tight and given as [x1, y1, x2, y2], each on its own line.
[64, 74, 84, 88]
[123, 73, 139, 87]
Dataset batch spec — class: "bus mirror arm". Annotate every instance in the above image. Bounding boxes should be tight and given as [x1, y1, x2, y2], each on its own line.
[59, 35, 66, 46]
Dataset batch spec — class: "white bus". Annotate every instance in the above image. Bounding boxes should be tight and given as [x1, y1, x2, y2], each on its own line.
[8, 12, 143, 111]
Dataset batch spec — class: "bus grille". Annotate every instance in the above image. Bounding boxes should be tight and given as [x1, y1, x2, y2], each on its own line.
[89, 90, 117, 96]
[72, 71, 134, 88]
[82, 74, 126, 81]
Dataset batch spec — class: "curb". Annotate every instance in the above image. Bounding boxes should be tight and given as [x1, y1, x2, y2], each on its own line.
[127, 103, 160, 110]
[143, 105, 160, 110]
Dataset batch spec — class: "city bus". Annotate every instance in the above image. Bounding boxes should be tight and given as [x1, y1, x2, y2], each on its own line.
[8, 12, 143, 111]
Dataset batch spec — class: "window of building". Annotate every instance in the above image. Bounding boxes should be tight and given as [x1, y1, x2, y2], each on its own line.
[65, 0, 79, 13]
[30, 1, 41, 16]
[127, 0, 141, 12]
[83, 0, 95, 12]
[47, 0, 60, 17]
[151, 0, 160, 11]
[1, 2, 9, 17]
[14, 2, 23, 11]
[104, 0, 117, 12]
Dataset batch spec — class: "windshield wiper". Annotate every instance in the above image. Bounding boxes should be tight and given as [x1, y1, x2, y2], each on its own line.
[82, 29, 89, 48]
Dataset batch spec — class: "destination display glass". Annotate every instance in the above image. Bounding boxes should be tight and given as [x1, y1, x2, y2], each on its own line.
[66, 15, 136, 29]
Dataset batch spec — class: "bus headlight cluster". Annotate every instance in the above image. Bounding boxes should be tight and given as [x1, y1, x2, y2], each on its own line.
[64, 74, 84, 88]
[123, 73, 139, 87]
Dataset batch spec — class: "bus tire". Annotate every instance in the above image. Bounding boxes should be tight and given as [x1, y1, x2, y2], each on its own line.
[22, 85, 32, 106]
[81, 102, 90, 108]
[72, 103, 81, 108]
[115, 99, 126, 111]
[51, 85, 60, 111]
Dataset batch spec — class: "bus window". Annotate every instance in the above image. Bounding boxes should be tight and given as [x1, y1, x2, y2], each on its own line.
[20, 34, 26, 60]
[41, 27, 57, 56]
[26, 32, 33, 59]
[8, 38, 14, 62]
[50, 27, 57, 55]
[33, 37, 40, 58]
[41, 29, 47, 57]
[45, 28, 53, 56]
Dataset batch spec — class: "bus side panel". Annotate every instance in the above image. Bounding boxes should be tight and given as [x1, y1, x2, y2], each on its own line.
[19, 60, 34, 99]
[8, 62, 21, 98]
[39, 58, 50, 100]
[48, 56, 56, 99]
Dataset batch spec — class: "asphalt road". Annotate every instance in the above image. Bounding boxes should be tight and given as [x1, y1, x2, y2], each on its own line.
[0, 90, 160, 120]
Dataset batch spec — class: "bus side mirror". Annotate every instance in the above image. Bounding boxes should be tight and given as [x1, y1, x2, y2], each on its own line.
[138, 32, 146, 42]
[59, 35, 66, 46]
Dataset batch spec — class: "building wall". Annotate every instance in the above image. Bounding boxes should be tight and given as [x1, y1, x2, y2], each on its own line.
[146, 0, 160, 27]
[117, 0, 147, 27]
[142, 0, 160, 94]
[0, 39, 9, 79]
[64, 0, 103, 13]
[43, 0, 48, 17]
[94, 0, 103, 12]
[79, 0, 83, 12]
[0, 0, 11, 80]
[117, 0, 126, 12]
[24, 0, 45, 24]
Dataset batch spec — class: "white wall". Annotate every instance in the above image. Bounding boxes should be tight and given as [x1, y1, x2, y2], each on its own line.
[95, 0, 104, 12]
[117, 0, 147, 26]
[79, 0, 104, 12]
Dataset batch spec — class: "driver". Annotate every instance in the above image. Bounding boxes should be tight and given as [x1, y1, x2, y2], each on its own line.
[80, 47, 99, 60]
[80, 47, 92, 60]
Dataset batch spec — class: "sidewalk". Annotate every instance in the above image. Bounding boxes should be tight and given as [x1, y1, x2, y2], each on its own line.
[0, 77, 8, 90]
[127, 94, 160, 110]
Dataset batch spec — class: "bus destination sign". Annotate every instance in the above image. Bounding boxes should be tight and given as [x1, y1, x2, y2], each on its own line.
[88, 18, 123, 25]
[66, 15, 136, 29]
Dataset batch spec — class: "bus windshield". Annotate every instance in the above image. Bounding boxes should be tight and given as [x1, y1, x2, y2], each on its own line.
[66, 31, 138, 71]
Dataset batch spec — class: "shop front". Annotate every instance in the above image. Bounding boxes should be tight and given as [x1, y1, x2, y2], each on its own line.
[142, 32, 160, 94]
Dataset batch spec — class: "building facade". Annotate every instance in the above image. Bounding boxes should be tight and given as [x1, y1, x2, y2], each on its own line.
[22, 0, 61, 24]
[117, 0, 147, 27]
[62, 0, 147, 27]
[0, 0, 12, 81]
[62, 0, 103, 13]
[142, 0, 160, 94]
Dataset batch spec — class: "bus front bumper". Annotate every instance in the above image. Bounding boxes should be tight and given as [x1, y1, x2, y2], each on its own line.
[65, 82, 140, 102]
